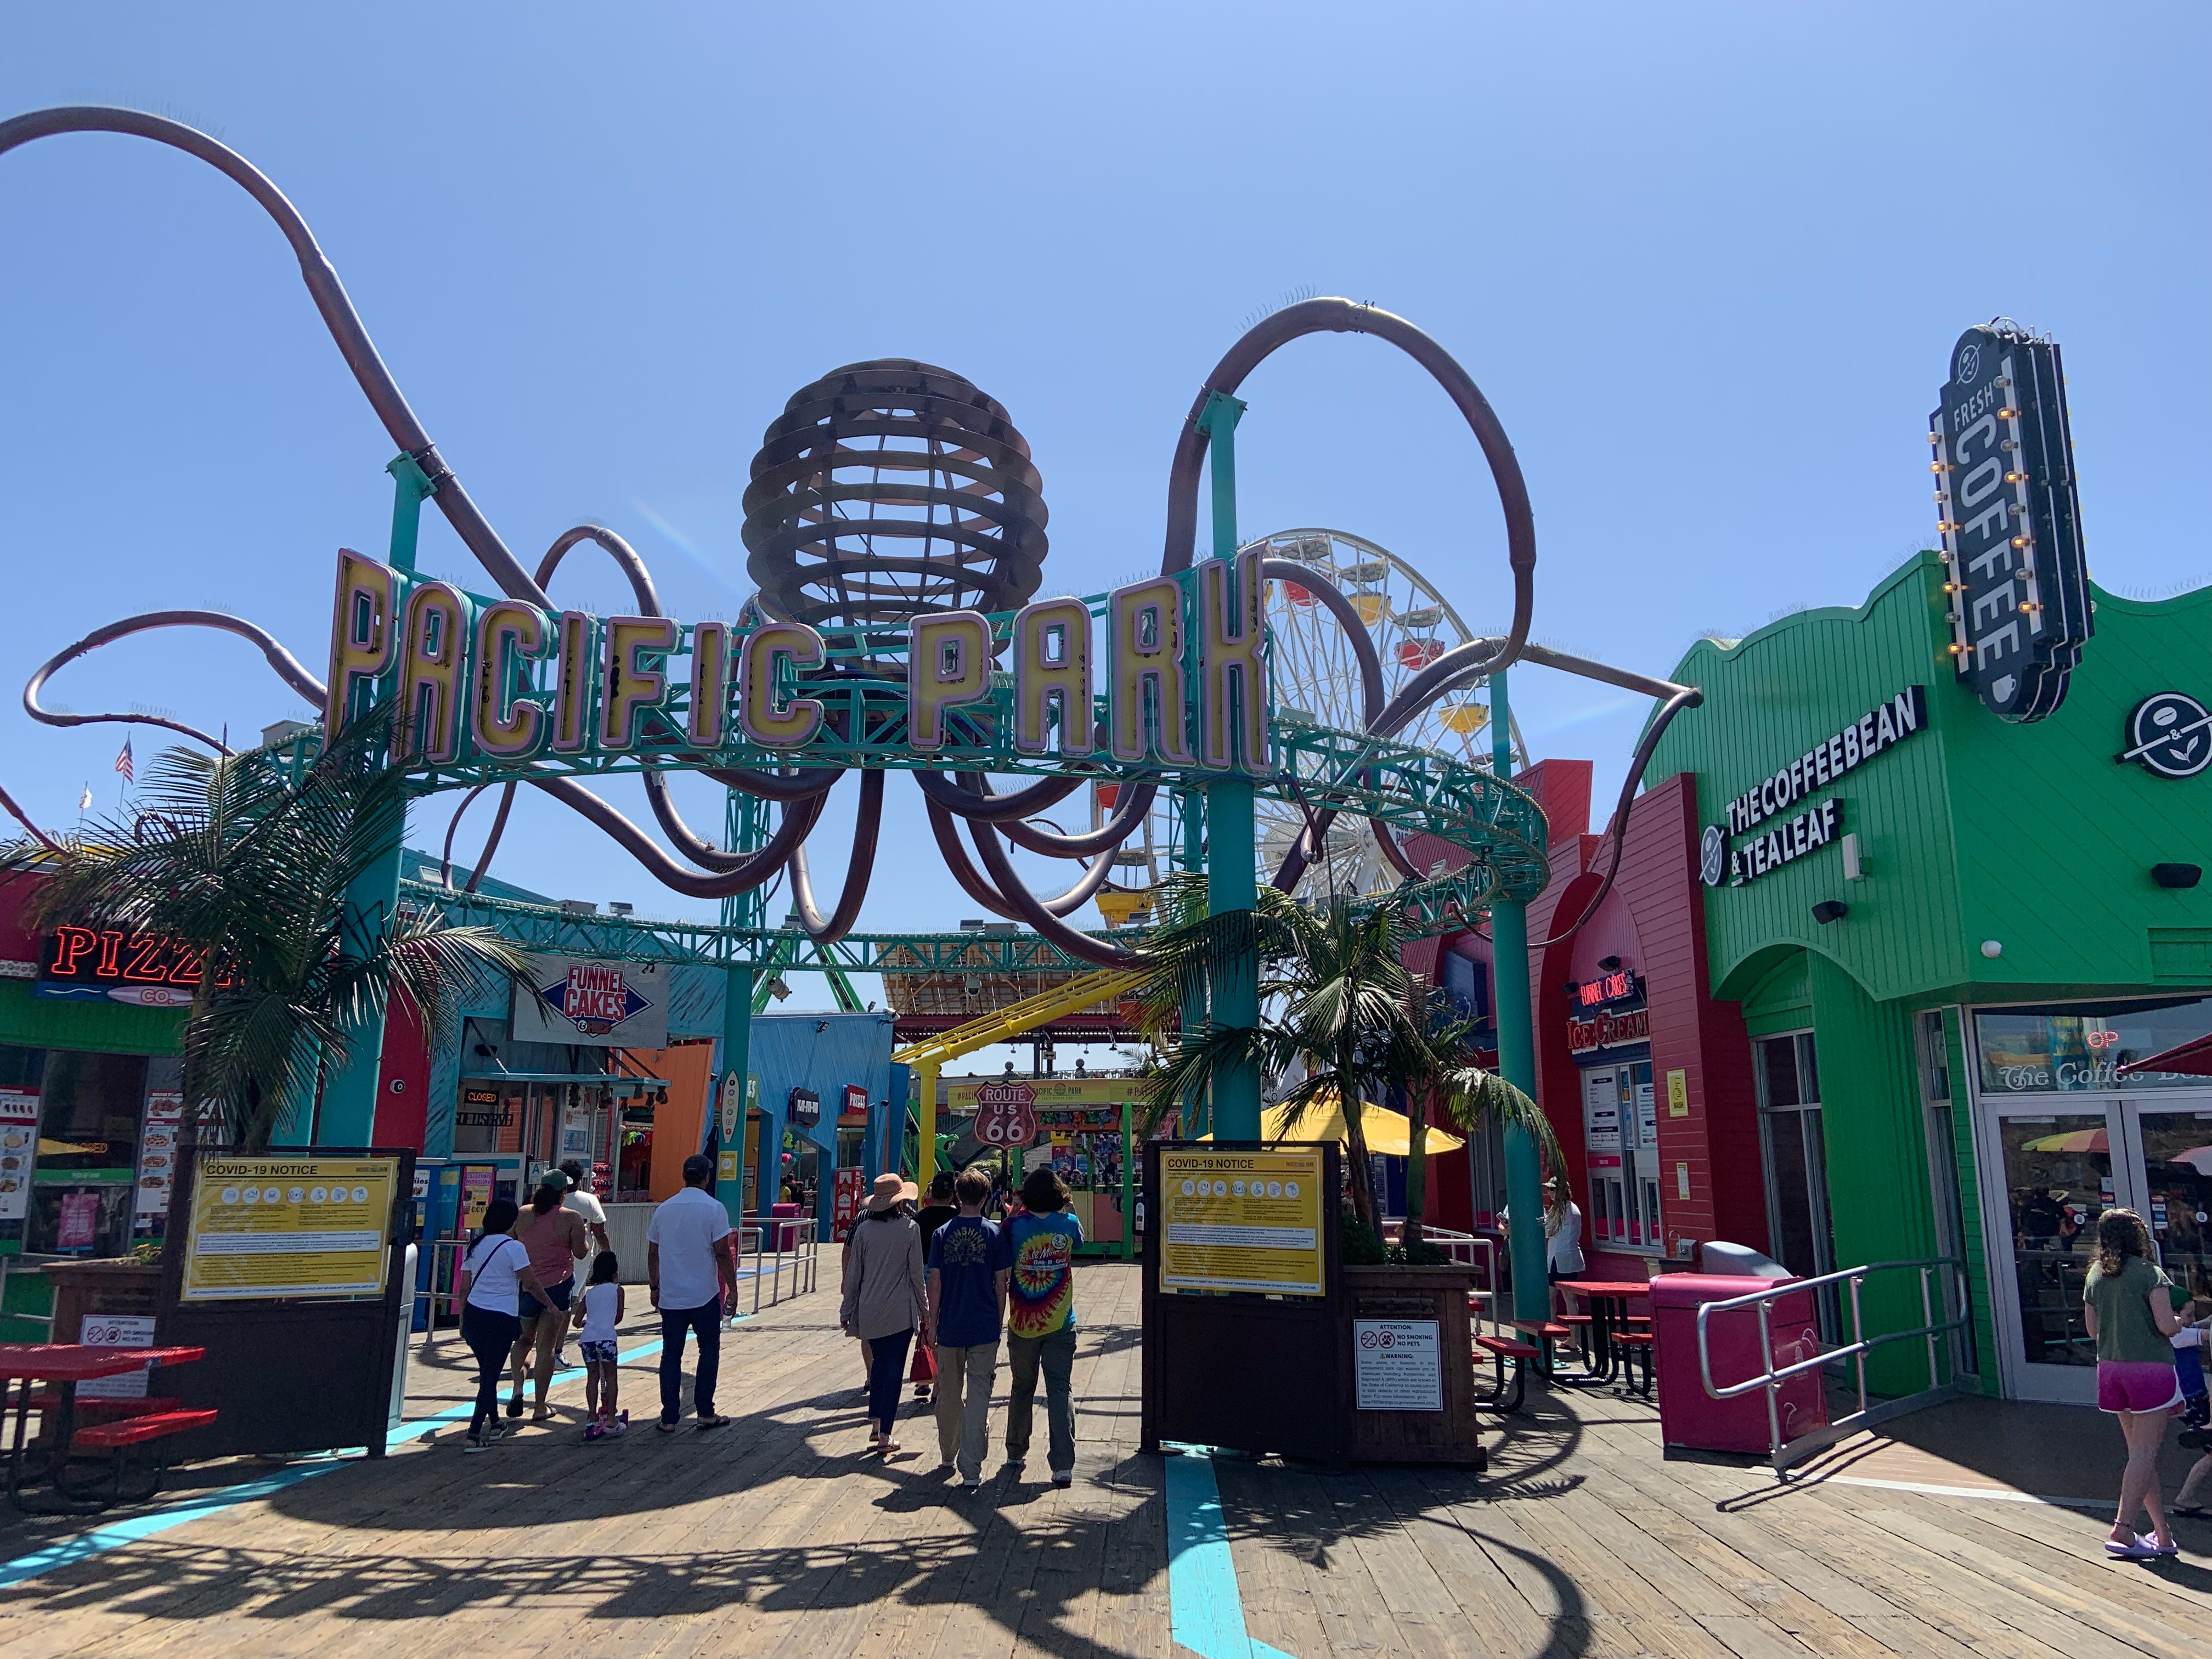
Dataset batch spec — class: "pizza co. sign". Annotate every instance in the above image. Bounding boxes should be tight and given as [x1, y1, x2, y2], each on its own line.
[1698, 687, 1926, 889]
[324, 544, 1272, 774]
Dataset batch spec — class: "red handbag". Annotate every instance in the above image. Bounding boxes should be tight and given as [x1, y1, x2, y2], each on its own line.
[909, 1339, 938, 1383]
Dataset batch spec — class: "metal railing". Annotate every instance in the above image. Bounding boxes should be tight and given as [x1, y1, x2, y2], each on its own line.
[735, 1216, 819, 1316]
[1416, 1226, 1504, 1341]
[416, 1217, 823, 1343]
[1695, 1256, 1971, 1475]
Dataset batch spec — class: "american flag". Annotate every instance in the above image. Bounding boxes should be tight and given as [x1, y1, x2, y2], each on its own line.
[114, 737, 134, 785]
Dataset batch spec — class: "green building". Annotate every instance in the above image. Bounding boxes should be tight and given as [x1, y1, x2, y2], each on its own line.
[1648, 550, 2212, 1402]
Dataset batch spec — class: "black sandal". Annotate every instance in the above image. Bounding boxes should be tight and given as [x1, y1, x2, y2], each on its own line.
[2173, 1503, 2210, 1520]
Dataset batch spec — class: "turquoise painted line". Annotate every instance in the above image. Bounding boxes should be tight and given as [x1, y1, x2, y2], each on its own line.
[0, 1322, 720, 1589]
[1163, 1445, 1297, 1659]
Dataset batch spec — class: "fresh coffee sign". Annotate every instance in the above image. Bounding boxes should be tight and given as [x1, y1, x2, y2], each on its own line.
[1930, 324, 2091, 722]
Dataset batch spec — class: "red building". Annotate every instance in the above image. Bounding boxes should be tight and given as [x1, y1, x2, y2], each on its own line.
[1412, 759, 1769, 1280]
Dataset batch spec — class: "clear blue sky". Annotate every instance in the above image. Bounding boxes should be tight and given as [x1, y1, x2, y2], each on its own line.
[2, 4, 2204, 1019]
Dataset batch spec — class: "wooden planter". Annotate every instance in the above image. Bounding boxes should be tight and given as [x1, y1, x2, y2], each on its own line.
[1342, 1263, 1485, 1467]
[47, 1260, 162, 1345]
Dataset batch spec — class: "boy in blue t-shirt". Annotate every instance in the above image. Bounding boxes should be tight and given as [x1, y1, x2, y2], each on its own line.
[1005, 1167, 1085, 1486]
[926, 1166, 1013, 1488]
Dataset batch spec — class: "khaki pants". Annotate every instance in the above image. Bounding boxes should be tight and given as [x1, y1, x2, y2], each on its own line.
[932, 1341, 999, 1480]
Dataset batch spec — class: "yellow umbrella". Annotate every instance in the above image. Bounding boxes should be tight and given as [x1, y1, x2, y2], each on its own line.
[1200, 1092, 1464, 1155]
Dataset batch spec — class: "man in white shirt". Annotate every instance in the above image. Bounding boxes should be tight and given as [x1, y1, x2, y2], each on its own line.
[647, 1154, 738, 1431]
[560, 1160, 612, 1256]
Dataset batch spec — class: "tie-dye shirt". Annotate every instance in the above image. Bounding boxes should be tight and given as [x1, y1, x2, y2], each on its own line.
[1006, 1210, 1084, 1339]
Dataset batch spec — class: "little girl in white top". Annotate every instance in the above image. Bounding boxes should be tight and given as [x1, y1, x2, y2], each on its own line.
[571, 1250, 628, 1441]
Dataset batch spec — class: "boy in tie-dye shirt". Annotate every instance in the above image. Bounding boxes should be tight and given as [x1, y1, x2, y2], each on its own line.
[1004, 1167, 1084, 1485]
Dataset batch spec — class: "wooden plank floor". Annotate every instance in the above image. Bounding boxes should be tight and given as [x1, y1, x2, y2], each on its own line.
[0, 1259, 2202, 1657]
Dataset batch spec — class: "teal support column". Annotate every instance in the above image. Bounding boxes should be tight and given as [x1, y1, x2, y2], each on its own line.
[718, 964, 755, 1227]
[308, 457, 433, 1147]
[1173, 789, 1209, 1137]
[1195, 391, 1261, 1142]
[1489, 668, 1548, 1321]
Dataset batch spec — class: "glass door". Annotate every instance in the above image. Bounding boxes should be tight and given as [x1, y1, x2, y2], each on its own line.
[2121, 1101, 2212, 1305]
[1980, 1099, 2119, 1403]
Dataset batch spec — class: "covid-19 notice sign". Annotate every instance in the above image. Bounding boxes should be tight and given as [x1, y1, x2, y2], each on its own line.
[1158, 1148, 1325, 1297]
[181, 1156, 398, 1301]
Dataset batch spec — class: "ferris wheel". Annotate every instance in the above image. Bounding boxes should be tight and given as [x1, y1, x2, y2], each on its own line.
[1094, 528, 1528, 916]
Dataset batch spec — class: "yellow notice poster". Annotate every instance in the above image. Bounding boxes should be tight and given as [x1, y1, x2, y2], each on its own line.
[1159, 1148, 1325, 1297]
[182, 1156, 398, 1302]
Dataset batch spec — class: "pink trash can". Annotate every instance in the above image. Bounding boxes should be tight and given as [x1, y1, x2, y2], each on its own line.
[1651, 1273, 1826, 1454]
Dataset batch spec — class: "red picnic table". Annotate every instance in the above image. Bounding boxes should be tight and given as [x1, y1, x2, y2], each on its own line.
[0, 1342, 211, 1513]
[1550, 1280, 1653, 1390]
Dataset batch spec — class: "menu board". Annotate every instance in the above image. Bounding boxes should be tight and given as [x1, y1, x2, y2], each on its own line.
[0, 1089, 36, 1221]
[135, 1091, 184, 1218]
[1158, 1148, 1324, 1296]
[181, 1155, 398, 1301]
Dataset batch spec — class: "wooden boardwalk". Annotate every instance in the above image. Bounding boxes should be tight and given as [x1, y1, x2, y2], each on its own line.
[0, 1258, 2204, 1657]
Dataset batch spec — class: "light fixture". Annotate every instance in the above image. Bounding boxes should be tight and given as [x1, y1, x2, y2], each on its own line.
[2153, 864, 2203, 890]
[1980, 939, 2004, 959]
[766, 976, 792, 1002]
[1811, 900, 1849, 925]
[1597, 956, 1621, 972]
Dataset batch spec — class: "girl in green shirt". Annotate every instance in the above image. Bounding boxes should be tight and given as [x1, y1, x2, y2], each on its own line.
[2083, 1208, 2184, 1558]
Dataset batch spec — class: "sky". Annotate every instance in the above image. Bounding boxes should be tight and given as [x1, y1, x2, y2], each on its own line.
[1, 3, 2205, 1026]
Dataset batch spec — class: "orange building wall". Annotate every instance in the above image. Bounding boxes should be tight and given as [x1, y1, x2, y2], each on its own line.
[643, 1041, 718, 1201]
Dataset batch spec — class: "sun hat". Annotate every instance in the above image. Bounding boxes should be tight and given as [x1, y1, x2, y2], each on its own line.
[867, 1172, 919, 1213]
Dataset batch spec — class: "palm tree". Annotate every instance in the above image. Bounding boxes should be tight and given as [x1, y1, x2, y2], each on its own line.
[1397, 991, 1562, 1252]
[6, 722, 531, 1150]
[1133, 876, 1423, 1232]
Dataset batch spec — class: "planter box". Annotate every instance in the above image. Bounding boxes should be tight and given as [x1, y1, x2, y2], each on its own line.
[48, 1260, 161, 1344]
[1342, 1264, 1485, 1467]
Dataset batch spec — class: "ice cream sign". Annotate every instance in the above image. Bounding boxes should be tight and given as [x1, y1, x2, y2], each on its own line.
[510, 956, 668, 1047]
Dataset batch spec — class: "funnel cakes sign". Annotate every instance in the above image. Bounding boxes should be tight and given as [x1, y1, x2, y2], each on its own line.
[511, 957, 667, 1048]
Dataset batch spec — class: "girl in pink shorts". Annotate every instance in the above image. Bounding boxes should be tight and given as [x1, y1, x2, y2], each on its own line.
[2083, 1209, 2185, 1559]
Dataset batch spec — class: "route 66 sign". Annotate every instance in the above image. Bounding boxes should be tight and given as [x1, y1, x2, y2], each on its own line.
[972, 1081, 1039, 1147]
[2120, 692, 2212, 780]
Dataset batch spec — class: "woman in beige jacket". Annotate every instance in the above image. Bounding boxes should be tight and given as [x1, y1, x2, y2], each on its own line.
[840, 1173, 930, 1453]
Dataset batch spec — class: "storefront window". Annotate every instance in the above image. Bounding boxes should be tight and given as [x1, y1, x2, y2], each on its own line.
[1583, 1061, 1659, 1252]
[1754, 1032, 1834, 1282]
[1994, 1113, 2109, 1370]
[1976, 997, 2212, 1094]
[30, 1049, 147, 1259]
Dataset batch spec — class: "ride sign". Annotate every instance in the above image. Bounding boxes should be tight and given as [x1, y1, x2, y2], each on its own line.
[1159, 1148, 1325, 1296]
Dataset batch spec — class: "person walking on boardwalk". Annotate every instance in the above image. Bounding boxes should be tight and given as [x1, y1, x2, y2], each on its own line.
[927, 1165, 1013, 1490]
[457, 1198, 558, 1454]
[840, 1173, 929, 1455]
[509, 1179, 589, 1423]
[2083, 1207, 2185, 1558]
[1004, 1166, 1083, 1487]
[647, 1153, 738, 1432]
[911, 1170, 960, 1403]
[572, 1249, 629, 1441]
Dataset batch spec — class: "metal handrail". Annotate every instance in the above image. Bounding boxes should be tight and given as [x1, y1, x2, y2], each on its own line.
[736, 1215, 820, 1314]
[1694, 1255, 1971, 1474]
[1415, 1226, 1503, 1340]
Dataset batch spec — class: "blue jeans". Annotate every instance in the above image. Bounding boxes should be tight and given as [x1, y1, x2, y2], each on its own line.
[867, 1328, 913, 1435]
[658, 1294, 723, 1424]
